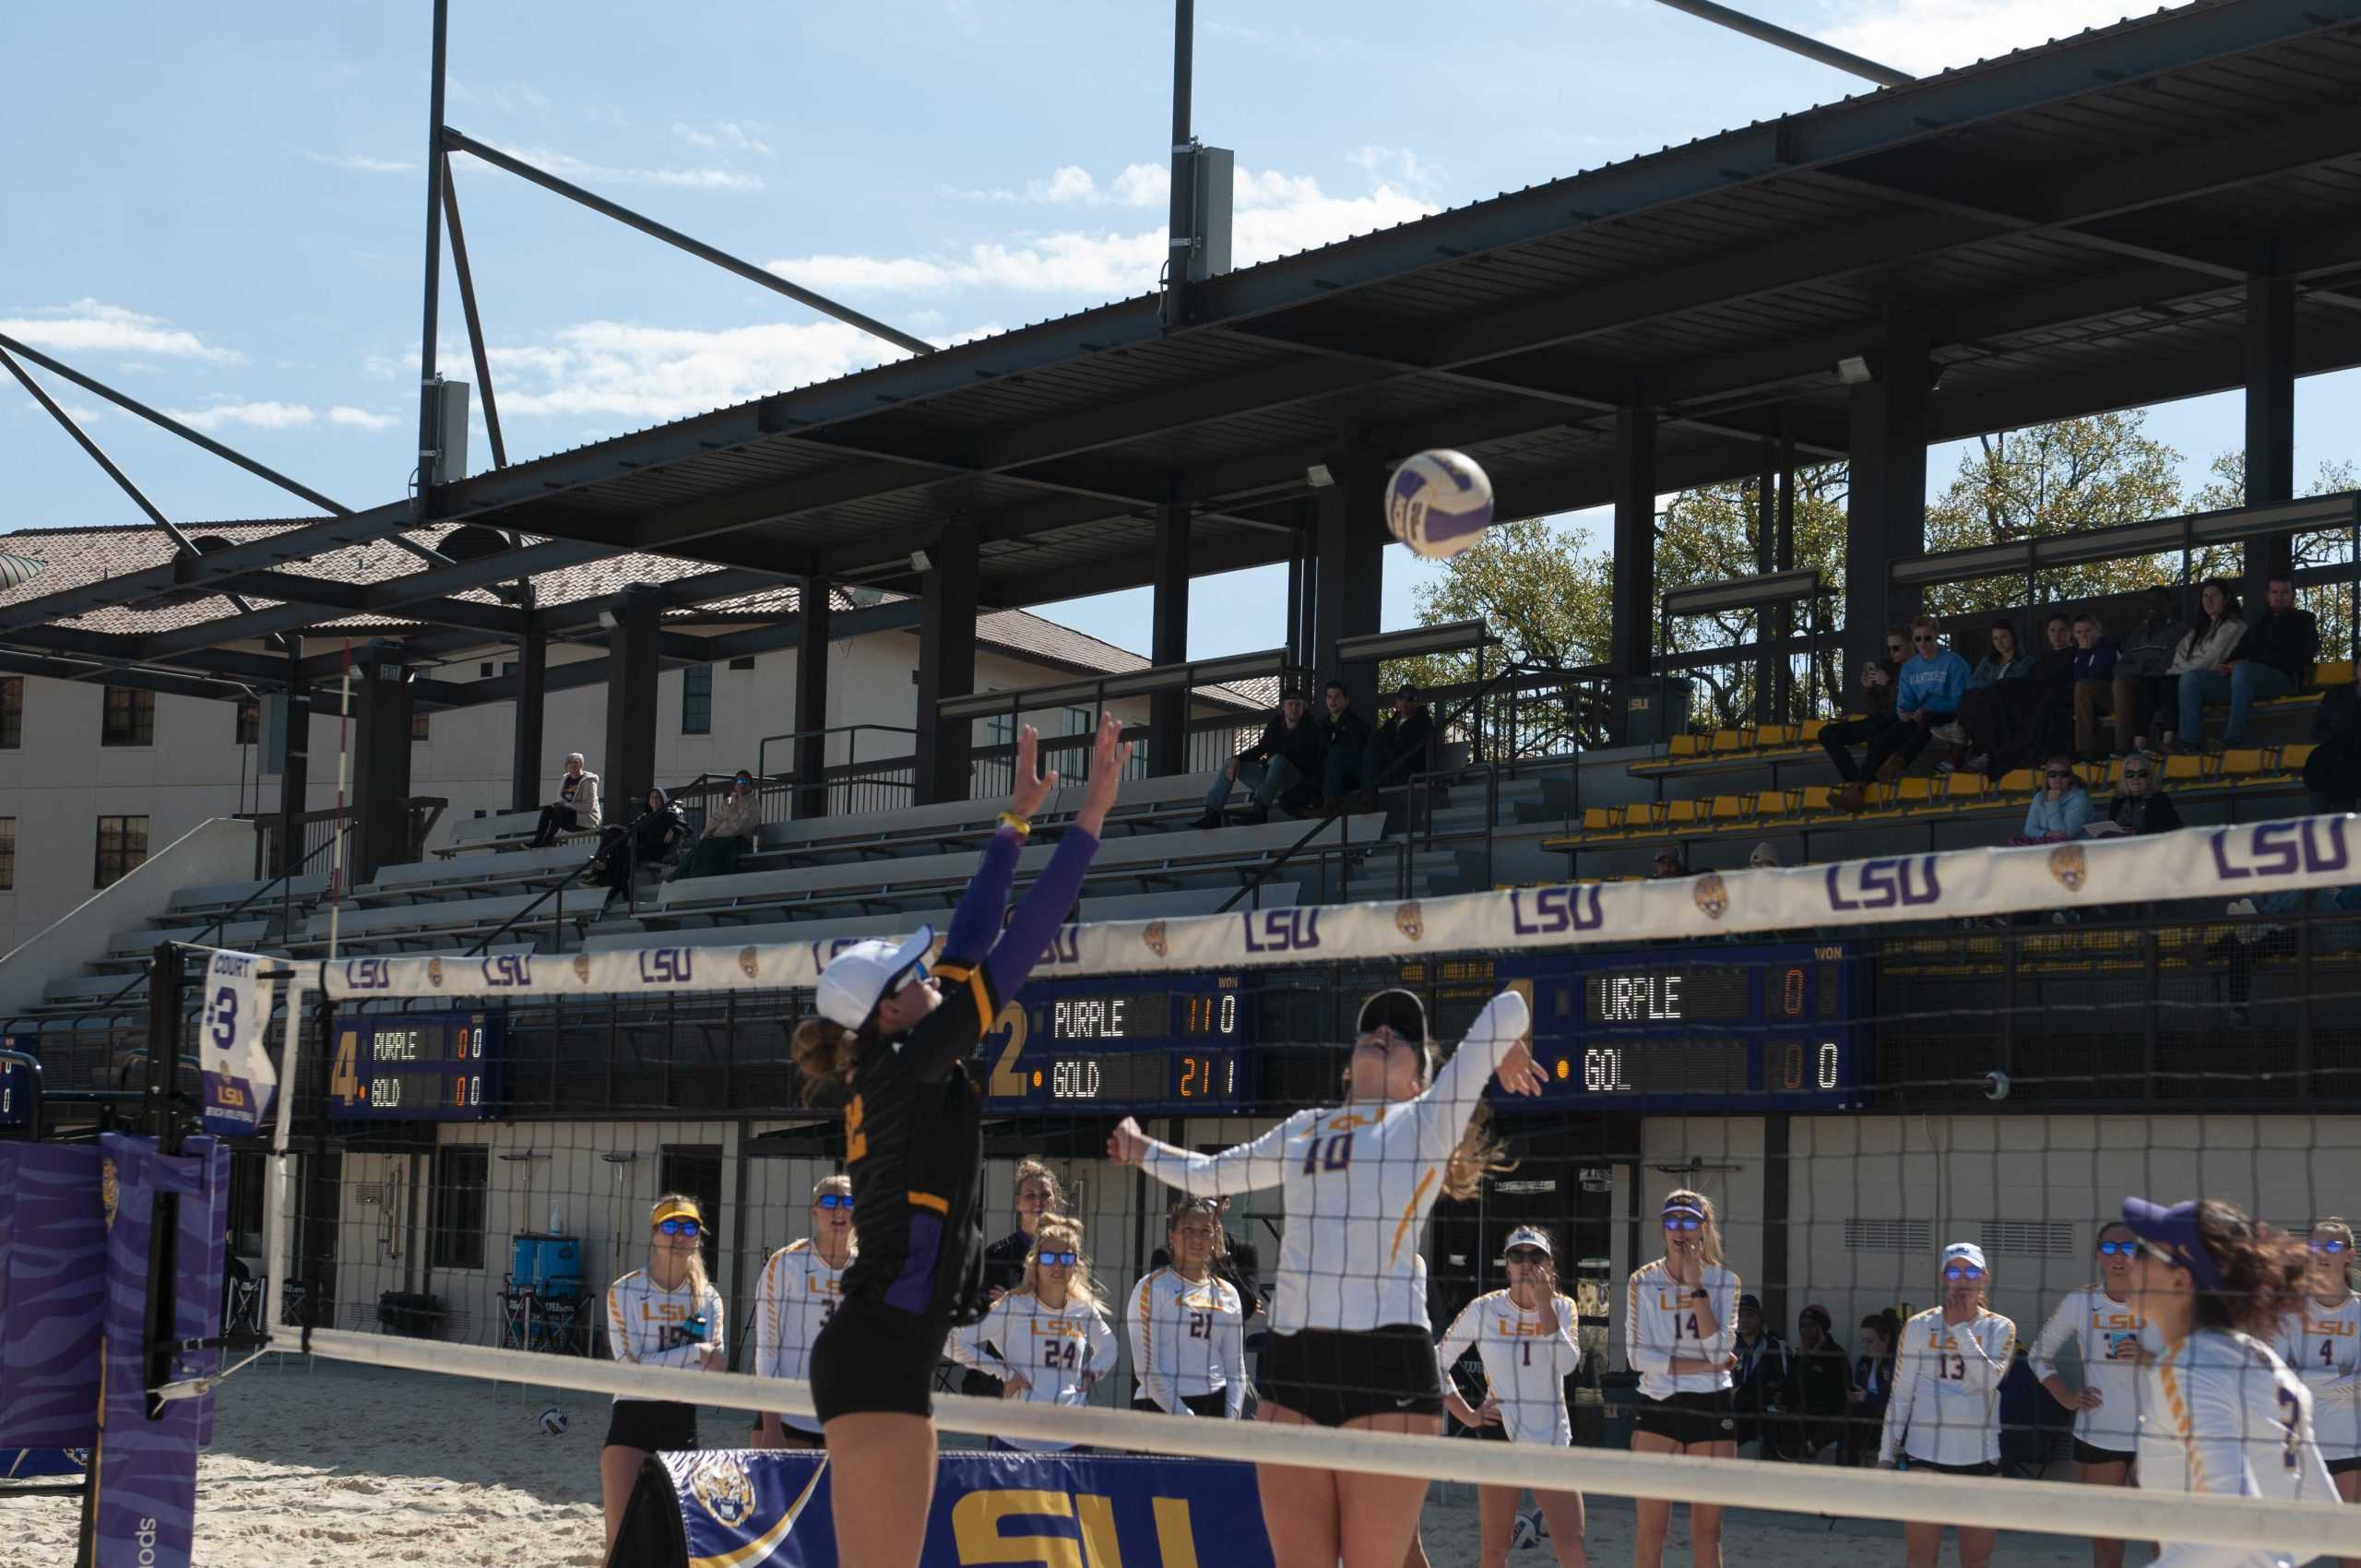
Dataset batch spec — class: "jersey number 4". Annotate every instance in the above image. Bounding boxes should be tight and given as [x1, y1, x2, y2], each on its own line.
[1301, 1133, 1354, 1174]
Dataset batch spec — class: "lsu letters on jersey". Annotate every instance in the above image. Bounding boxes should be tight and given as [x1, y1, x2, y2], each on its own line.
[1624, 1260, 1739, 1400]
[948, 1292, 1118, 1450]
[2031, 1286, 2152, 1454]
[1436, 1289, 1584, 1444]
[753, 1240, 850, 1434]
[1126, 1268, 1246, 1417]
[2139, 1328, 2338, 1568]
[605, 1269, 726, 1400]
[2274, 1295, 2360, 1464]
[1880, 1306, 2016, 1467]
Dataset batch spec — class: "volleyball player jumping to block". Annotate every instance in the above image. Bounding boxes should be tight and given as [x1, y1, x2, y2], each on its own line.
[1109, 984, 1541, 1568]
[792, 712, 1128, 1568]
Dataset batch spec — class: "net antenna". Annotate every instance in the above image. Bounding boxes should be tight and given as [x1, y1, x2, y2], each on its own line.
[1646, 0, 1916, 88]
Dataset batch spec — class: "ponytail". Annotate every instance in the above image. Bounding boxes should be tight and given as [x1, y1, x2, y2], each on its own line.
[2190, 1199, 2308, 1336]
[791, 1016, 865, 1101]
[1442, 1103, 1514, 1201]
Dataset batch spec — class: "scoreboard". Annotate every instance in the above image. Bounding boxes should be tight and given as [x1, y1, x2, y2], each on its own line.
[975, 974, 1252, 1113]
[328, 1012, 501, 1121]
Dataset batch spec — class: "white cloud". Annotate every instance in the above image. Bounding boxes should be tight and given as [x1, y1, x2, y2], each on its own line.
[483, 320, 919, 422]
[0, 300, 243, 365]
[672, 121, 772, 157]
[328, 406, 397, 430]
[304, 151, 414, 174]
[477, 140, 764, 193]
[1347, 146, 1440, 196]
[168, 401, 317, 432]
[1822, 0, 2144, 77]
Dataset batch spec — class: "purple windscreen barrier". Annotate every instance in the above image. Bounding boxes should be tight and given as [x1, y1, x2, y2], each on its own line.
[0, 1142, 106, 1449]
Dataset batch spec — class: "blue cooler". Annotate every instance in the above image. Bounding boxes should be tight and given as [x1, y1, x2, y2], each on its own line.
[512, 1234, 582, 1292]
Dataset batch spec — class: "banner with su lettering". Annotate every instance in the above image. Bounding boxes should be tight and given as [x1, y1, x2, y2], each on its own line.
[612, 1449, 1271, 1568]
[321, 815, 2361, 999]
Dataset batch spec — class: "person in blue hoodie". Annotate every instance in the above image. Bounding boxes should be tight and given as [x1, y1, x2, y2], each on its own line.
[1836, 617, 1969, 806]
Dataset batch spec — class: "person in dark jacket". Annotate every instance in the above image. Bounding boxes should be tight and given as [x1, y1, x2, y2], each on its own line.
[1313, 680, 1377, 811]
[1966, 612, 2078, 775]
[1729, 1292, 1794, 1454]
[2108, 585, 2182, 754]
[2066, 612, 2123, 761]
[591, 788, 687, 908]
[1848, 1311, 1899, 1466]
[2308, 683, 2361, 814]
[1355, 684, 1437, 809]
[2179, 572, 2317, 748]
[1821, 628, 1906, 782]
[1193, 692, 1323, 827]
[1784, 1303, 1855, 1463]
[2091, 754, 2182, 836]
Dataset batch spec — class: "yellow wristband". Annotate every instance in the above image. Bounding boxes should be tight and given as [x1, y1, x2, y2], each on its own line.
[997, 811, 1032, 837]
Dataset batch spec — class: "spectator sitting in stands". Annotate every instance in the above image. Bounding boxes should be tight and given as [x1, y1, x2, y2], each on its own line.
[529, 752, 602, 847]
[1940, 619, 2033, 771]
[2308, 683, 2361, 814]
[2084, 753, 2181, 837]
[2067, 612, 2123, 762]
[1352, 683, 1435, 810]
[1820, 626, 1906, 791]
[1785, 1304, 1854, 1465]
[2164, 577, 2248, 751]
[591, 787, 688, 909]
[1748, 842, 1782, 871]
[1650, 847, 1691, 880]
[2111, 585, 2183, 754]
[1848, 1311, 1899, 1466]
[1965, 612, 2078, 777]
[1314, 679, 1376, 814]
[675, 769, 761, 880]
[1730, 1292, 1794, 1456]
[2012, 754, 2094, 845]
[2177, 571, 2317, 753]
[1193, 692, 1323, 828]
[1834, 616, 1968, 810]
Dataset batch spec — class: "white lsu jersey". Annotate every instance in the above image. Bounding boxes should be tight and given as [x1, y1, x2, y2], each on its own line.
[753, 1240, 851, 1434]
[1880, 1306, 2016, 1467]
[605, 1270, 726, 1400]
[1136, 990, 1529, 1335]
[2030, 1286, 2153, 1454]
[948, 1291, 1117, 1450]
[2275, 1295, 2360, 1462]
[1623, 1260, 1739, 1400]
[1127, 1268, 1246, 1417]
[2139, 1329, 2338, 1568]
[1436, 1290, 1584, 1445]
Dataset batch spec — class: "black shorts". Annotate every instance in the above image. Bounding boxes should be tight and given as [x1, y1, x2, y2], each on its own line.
[1913, 1459, 2000, 1477]
[2326, 1455, 2361, 1477]
[2072, 1439, 2136, 1467]
[1132, 1391, 1230, 1418]
[1257, 1326, 1443, 1428]
[1632, 1389, 1736, 1448]
[810, 1300, 950, 1423]
[604, 1398, 697, 1453]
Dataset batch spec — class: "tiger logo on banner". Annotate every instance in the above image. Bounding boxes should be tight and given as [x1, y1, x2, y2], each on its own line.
[2048, 844, 2088, 892]
[738, 946, 761, 981]
[1692, 873, 1730, 921]
[1142, 920, 1169, 958]
[1394, 901, 1424, 942]
[685, 1453, 757, 1528]
[574, 952, 594, 985]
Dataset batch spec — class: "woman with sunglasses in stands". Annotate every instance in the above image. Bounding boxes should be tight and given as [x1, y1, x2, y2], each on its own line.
[950, 1215, 1117, 1452]
[2031, 1222, 2152, 1568]
[2276, 1217, 2359, 1551]
[751, 1174, 857, 1450]
[600, 1194, 727, 1550]
[789, 713, 1128, 1568]
[1880, 1242, 2018, 1568]
[1108, 985, 1540, 1568]
[1626, 1190, 1741, 1568]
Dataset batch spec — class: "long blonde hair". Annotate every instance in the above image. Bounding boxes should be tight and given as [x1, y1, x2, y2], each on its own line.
[650, 1192, 713, 1302]
[790, 1016, 867, 1099]
[1012, 1158, 1068, 1218]
[1014, 1216, 1100, 1311]
[1663, 1188, 1726, 1266]
[2313, 1216, 2358, 1294]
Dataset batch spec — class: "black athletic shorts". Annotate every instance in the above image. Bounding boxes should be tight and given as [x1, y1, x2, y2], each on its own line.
[604, 1398, 698, 1453]
[2326, 1455, 2361, 1477]
[1257, 1325, 1443, 1428]
[809, 1299, 952, 1423]
[1913, 1459, 2000, 1477]
[2072, 1439, 2136, 1467]
[1632, 1388, 1737, 1448]
[1131, 1391, 1231, 1418]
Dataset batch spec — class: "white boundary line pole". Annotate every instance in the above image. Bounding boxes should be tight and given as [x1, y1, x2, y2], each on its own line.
[297, 1329, 2355, 1557]
[260, 961, 310, 1345]
[326, 639, 353, 965]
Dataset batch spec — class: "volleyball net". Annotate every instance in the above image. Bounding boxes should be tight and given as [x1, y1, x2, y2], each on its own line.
[247, 817, 2361, 1556]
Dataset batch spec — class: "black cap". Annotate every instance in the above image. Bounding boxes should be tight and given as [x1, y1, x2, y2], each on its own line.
[1395, 683, 1419, 698]
[1738, 1292, 1762, 1313]
[1356, 988, 1427, 1045]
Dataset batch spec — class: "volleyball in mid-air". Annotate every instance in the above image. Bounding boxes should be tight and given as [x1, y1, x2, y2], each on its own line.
[1386, 448, 1495, 559]
[537, 1407, 569, 1437]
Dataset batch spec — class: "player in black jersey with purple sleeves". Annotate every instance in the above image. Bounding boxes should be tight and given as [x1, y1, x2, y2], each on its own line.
[791, 712, 1128, 1568]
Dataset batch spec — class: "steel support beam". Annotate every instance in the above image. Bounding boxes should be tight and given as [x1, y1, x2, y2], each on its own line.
[1610, 408, 1659, 682]
[277, 643, 312, 877]
[793, 578, 831, 819]
[1648, 0, 1912, 87]
[2244, 275, 2298, 610]
[509, 634, 547, 813]
[602, 589, 663, 814]
[1149, 502, 1192, 776]
[1313, 456, 1386, 714]
[440, 153, 507, 469]
[416, 0, 451, 511]
[1845, 319, 1931, 678]
[914, 524, 980, 806]
[350, 653, 416, 885]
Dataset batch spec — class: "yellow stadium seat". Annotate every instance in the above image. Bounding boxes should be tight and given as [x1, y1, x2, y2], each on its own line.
[1894, 778, 1936, 802]
[1668, 735, 1703, 758]
[2162, 754, 2207, 782]
[2077, 760, 2118, 789]
[2220, 748, 2267, 779]
[1619, 803, 1661, 830]
[1664, 799, 1704, 826]
[1800, 719, 1827, 742]
[2281, 742, 2316, 772]
[1711, 793, 1757, 823]
[1999, 769, 2035, 792]
[1944, 771, 1990, 802]
[2318, 661, 2355, 686]
[1581, 806, 1619, 834]
[1756, 725, 1800, 748]
[1711, 730, 1750, 754]
[1797, 786, 1833, 814]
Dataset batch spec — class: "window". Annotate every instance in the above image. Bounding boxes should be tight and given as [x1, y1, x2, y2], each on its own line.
[411, 710, 431, 742]
[0, 677, 19, 749]
[94, 815, 148, 888]
[681, 665, 712, 735]
[101, 686, 154, 747]
[0, 818, 13, 891]
[428, 1146, 490, 1270]
[728, 655, 756, 671]
[234, 699, 259, 745]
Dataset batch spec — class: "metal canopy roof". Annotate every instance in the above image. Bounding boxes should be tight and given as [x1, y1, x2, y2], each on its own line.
[10, 0, 2361, 688]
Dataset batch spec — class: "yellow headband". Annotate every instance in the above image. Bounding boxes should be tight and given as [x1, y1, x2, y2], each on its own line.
[652, 1199, 703, 1229]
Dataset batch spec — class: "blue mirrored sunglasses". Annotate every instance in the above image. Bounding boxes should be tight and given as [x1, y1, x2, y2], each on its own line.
[1662, 1216, 1703, 1232]
[1943, 1265, 1986, 1280]
[1037, 1251, 1079, 1267]
[1506, 1248, 1549, 1264]
[2312, 1238, 2352, 1253]
[658, 1218, 702, 1237]
[815, 1193, 851, 1210]
[2096, 1240, 2136, 1255]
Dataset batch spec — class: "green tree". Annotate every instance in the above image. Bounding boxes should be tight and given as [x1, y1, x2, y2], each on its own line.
[2189, 451, 2360, 657]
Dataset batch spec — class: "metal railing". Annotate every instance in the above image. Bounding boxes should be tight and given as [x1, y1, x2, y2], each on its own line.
[246, 797, 446, 880]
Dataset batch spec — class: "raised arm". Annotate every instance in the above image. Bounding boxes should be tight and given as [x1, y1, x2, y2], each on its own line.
[983, 712, 1130, 998]
[1112, 1114, 1297, 1197]
[1956, 1313, 2014, 1396]
[1416, 988, 1540, 1162]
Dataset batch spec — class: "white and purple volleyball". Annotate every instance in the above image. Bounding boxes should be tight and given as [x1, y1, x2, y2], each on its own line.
[1386, 449, 1495, 559]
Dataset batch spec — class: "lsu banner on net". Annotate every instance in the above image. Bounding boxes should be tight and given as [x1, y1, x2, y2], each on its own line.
[199, 947, 276, 1137]
[614, 1449, 1272, 1568]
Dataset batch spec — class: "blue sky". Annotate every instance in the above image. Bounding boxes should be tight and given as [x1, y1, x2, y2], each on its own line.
[6, 0, 2356, 658]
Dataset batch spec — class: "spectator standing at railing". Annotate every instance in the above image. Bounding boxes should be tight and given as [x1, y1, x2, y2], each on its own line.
[528, 752, 602, 847]
[2111, 585, 2184, 754]
[1314, 679, 1377, 814]
[1192, 691, 1323, 828]
[1834, 617, 1969, 809]
[2014, 755, 2094, 844]
[1352, 683, 1436, 812]
[2164, 578, 2248, 749]
[2178, 572, 2318, 753]
[2068, 612, 2125, 762]
[1821, 626, 1907, 790]
[675, 770, 761, 880]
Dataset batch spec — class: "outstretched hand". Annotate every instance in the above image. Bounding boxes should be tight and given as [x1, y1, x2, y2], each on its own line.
[1107, 1116, 1149, 1165]
[1075, 711, 1133, 835]
[1011, 724, 1059, 819]
[1494, 1039, 1546, 1097]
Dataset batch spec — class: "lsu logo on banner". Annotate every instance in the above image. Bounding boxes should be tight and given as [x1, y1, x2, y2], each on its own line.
[1242, 909, 1321, 954]
[1033, 927, 1084, 969]
[1823, 856, 1940, 910]
[481, 954, 534, 988]
[338, 958, 392, 992]
[638, 947, 694, 986]
[2209, 818, 2350, 882]
[1509, 885, 1604, 936]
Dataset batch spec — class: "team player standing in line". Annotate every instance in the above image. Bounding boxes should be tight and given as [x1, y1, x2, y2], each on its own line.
[599, 1195, 726, 1550]
[1128, 1197, 1249, 1418]
[2276, 1216, 2359, 1564]
[2032, 1221, 2151, 1568]
[949, 1216, 1119, 1450]
[751, 1174, 855, 1449]
[1109, 985, 1540, 1568]
[1435, 1224, 1590, 1568]
[1880, 1241, 2018, 1568]
[1624, 1189, 1739, 1568]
